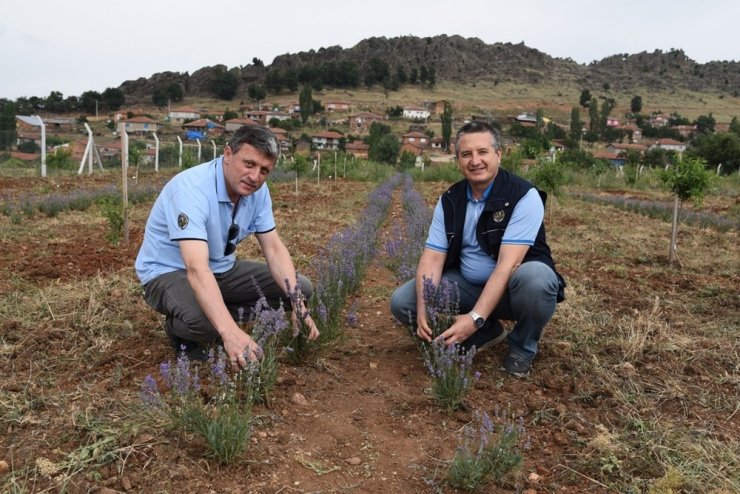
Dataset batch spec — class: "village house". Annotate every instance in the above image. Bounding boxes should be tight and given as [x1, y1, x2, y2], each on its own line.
[169, 107, 201, 125]
[431, 100, 449, 114]
[607, 143, 648, 156]
[671, 125, 697, 138]
[269, 127, 292, 154]
[348, 112, 384, 132]
[224, 118, 259, 133]
[117, 116, 159, 135]
[619, 123, 643, 142]
[402, 106, 430, 121]
[311, 130, 343, 150]
[345, 140, 369, 159]
[183, 119, 224, 139]
[400, 140, 426, 156]
[593, 150, 626, 167]
[651, 138, 687, 153]
[401, 131, 429, 149]
[325, 101, 351, 112]
[606, 117, 620, 128]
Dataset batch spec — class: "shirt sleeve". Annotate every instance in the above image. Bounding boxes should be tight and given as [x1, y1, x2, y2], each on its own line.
[166, 188, 209, 241]
[501, 188, 544, 246]
[424, 199, 448, 253]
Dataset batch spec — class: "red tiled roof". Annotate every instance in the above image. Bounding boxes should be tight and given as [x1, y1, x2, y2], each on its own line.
[124, 116, 157, 123]
[312, 131, 344, 139]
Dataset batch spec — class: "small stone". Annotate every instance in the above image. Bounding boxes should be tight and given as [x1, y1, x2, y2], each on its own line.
[291, 392, 309, 406]
[0, 460, 9, 474]
[345, 457, 362, 465]
[121, 475, 132, 491]
[617, 362, 636, 377]
[528, 472, 541, 483]
[369, 362, 378, 369]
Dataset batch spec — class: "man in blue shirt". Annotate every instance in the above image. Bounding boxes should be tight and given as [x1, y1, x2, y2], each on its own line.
[136, 125, 318, 369]
[390, 121, 564, 377]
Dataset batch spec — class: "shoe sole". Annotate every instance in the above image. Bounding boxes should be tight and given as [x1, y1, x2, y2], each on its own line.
[475, 327, 510, 353]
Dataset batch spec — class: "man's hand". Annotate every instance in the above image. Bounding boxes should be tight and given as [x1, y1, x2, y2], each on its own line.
[222, 329, 262, 370]
[438, 314, 477, 347]
[416, 312, 434, 342]
[290, 311, 320, 340]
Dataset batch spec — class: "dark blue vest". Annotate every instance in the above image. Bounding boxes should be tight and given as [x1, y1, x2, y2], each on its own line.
[441, 168, 565, 301]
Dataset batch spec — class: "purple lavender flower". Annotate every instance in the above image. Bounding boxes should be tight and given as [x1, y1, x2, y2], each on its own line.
[140, 374, 162, 407]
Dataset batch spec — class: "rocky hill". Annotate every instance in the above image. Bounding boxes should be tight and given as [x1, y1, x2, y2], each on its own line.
[118, 34, 740, 103]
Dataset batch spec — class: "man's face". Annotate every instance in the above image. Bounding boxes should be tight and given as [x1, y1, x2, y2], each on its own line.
[222, 143, 275, 199]
[456, 131, 502, 188]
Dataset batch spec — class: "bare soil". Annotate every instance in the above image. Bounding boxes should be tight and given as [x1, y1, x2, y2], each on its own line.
[1, 170, 738, 493]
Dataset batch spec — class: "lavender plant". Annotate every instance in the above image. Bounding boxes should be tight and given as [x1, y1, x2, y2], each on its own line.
[307, 175, 400, 345]
[419, 276, 478, 412]
[249, 297, 290, 402]
[385, 174, 432, 281]
[447, 410, 525, 490]
[421, 276, 460, 340]
[424, 339, 478, 413]
[139, 347, 258, 464]
[282, 282, 316, 364]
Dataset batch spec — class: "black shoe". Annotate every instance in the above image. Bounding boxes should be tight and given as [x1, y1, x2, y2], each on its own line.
[501, 353, 532, 378]
[461, 319, 508, 354]
[165, 318, 209, 362]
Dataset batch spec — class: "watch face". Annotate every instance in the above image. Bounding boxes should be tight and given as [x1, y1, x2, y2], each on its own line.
[474, 317, 485, 329]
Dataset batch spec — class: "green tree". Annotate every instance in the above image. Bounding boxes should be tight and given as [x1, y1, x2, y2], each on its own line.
[265, 69, 283, 93]
[587, 97, 599, 134]
[211, 69, 239, 100]
[45, 91, 66, 113]
[247, 84, 266, 108]
[729, 116, 740, 137]
[366, 121, 392, 148]
[694, 113, 716, 135]
[529, 158, 566, 223]
[79, 90, 102, 114]
[569, 107, 582, 142]
[688, 132, 740, 174]
[598, 98, 616, 137]
[441, 101, 453, 151]
[102, 87, 125, 111]
[0, 101, 17, 151]
[152, 87, 168, 108]
[579, 89, 592, 108]
[369, 133, 400, 164]
[299, 84, 313, 124]
[630, 95, 642, 114]
[535, 108, 546, 135]
[659, 156, 711, 264]
[223, 108, 239, 121]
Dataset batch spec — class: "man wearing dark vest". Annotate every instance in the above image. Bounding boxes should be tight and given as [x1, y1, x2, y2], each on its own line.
[390, 121, 564, 377]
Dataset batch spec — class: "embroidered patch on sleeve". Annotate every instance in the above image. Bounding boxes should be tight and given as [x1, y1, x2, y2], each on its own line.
[177, 213, 189, 230]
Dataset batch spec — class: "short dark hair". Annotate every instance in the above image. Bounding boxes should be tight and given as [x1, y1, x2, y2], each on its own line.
[454, 121, 502, 157]
[227, 125, 279, 161]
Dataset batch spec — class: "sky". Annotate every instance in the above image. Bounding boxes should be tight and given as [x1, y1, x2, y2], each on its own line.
[2, 0, 739, 101]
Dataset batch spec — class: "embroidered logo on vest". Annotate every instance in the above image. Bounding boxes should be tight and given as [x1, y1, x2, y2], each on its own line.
[493, 210, 505, 222]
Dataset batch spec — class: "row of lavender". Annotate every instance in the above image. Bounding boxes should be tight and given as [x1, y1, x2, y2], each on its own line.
[139, 174, 401, 464]
[386, 176, 527, 490]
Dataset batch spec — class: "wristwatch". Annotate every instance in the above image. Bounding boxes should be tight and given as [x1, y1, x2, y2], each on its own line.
[468, 310, 485, 329]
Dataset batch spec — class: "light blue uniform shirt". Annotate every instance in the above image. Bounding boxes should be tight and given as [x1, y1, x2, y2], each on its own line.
[135, 157, 275, 285]
[425, 182, 544, 285]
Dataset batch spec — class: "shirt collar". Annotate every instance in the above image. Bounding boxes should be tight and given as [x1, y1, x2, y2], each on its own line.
[466, 180, 494, 203]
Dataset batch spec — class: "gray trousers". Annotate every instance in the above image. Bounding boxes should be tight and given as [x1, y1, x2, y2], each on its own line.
[390, 261, 558, 360]
[143, 260, 313, 343]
